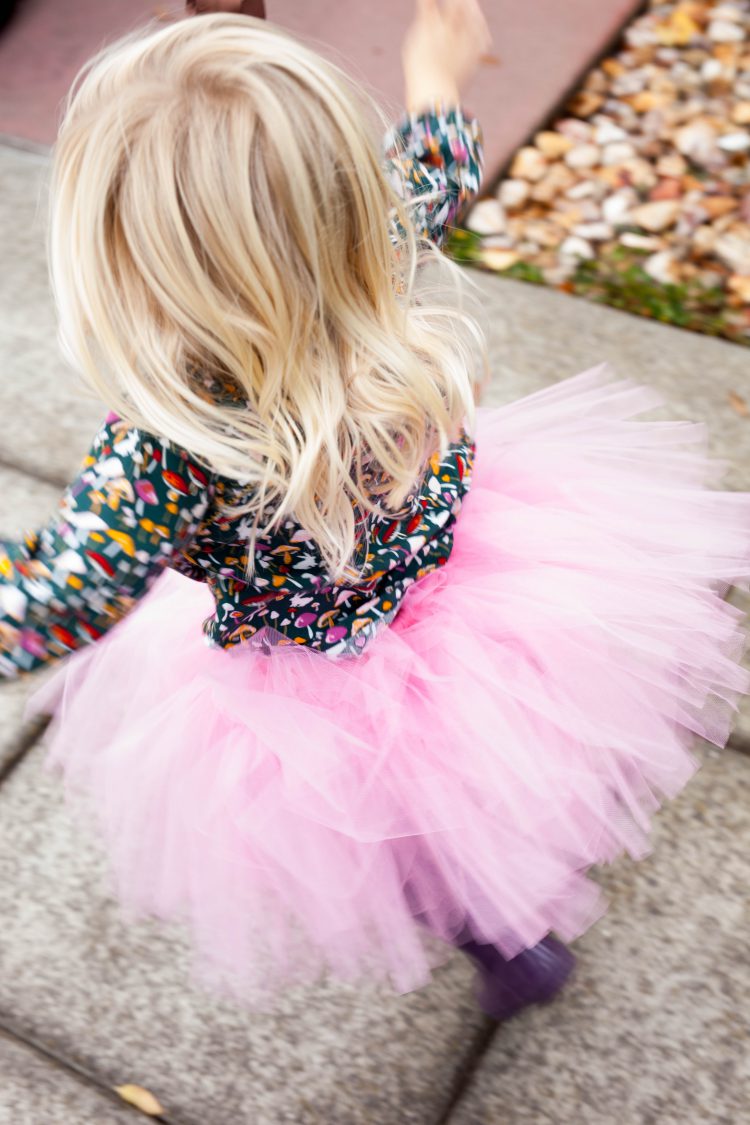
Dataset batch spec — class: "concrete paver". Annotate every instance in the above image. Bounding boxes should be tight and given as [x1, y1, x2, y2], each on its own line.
[474, 273, 750, 490]
[0, 745, 487, 1125]
[0, 1032, 137, 1125]
[447, 746, 750, 1125]
[0, 146, 104, 482]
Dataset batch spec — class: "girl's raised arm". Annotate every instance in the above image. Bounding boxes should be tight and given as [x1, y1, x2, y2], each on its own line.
[384, 0, 490, 247]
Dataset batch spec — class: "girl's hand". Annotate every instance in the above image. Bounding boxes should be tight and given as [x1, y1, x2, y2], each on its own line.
[186, 1, 266, 15]
[402, 0, 492, 113]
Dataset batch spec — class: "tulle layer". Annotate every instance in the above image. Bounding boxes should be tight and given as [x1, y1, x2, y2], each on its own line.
[32, 365, 750, 1000]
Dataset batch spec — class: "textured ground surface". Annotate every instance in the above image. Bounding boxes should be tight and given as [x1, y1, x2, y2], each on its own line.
[1, 136, 749, 1123]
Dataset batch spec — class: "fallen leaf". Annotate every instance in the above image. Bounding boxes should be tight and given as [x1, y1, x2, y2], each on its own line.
[728, 391, 749, 416]
[114, 1084, 165, 1116]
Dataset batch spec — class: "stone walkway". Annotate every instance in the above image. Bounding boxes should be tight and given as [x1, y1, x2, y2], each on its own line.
[1, 141, 749, 1124]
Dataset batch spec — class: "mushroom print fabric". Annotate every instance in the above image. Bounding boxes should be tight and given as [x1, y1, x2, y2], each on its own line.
[0, 106, 483, 676]
[384, 105, 483, 248]
[0, 417, 212, 676]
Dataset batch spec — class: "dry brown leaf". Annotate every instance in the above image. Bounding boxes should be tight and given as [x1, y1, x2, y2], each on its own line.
[728, 391, 749, 417]
[114, 1084, 165, 1116]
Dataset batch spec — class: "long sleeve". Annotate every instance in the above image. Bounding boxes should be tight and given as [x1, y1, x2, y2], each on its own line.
[383, 104, 483, 248]
[0, 414, 213, 678]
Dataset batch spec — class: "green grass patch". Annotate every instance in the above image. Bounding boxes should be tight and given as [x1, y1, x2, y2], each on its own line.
[446, 228, 748, 346]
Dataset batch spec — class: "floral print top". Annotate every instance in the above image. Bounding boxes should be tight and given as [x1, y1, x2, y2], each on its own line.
[0, 105, 482, 677]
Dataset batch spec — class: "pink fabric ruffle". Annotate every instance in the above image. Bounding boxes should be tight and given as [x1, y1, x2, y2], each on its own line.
[32, 365, 750, 1002]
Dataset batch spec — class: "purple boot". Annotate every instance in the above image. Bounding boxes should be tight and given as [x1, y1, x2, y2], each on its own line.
[457, 933, 575, 1021]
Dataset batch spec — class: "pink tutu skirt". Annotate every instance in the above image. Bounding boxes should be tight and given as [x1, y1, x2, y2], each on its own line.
[33, 365, 750, 1001]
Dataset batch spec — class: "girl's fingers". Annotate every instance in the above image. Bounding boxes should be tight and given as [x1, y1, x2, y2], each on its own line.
[445, 0, 492, 47]
[465, 0, 492, 44]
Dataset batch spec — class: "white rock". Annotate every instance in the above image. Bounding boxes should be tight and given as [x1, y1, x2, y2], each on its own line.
[534, 131, 574, 159]
[578, 200, 604, 222]
[556, 118, 593, 142]
[644, 250, 680, 286]
[466, 199, 506, 236]
[511, 146, 548, 182]
[656, 153, 688, 177]
[639, 110, 668, 142]
[620, 232, 665, 252]
[670, 62, 702, 91]
[708, 19, 745, 42]
[594, 122, 628, 146]
[631, 200, 680, 233]
[611, 70, 649, 97]
[718, 132, 750, 152]
[693, 225, 719, 256]
[728, 274, 750, 302]
[543, 264, 575, 285]
[481, 247, 521, 272]
[729, 166, 750, 189]
[565, 180, 598, 200]
[530, 164, 576, 203]
[715, 232, 750, 275]
[701, 58, 725, 81]
[497, 178, 530, 210]
[620, 157, 658, 189]
[571, 221, 614, 241]
[676, 210, 707, 239]
[523, 220, 566, 248]
[559, 236, 594, 260]
[602, 141, 637, 166]
[732, 101, 750, 125]
[625, 26, 658, 49]
[565, 143, 601, 169]
[675, 121, 719, 165]
[603, 188, 638, 226]
[712, 5, 745, 23]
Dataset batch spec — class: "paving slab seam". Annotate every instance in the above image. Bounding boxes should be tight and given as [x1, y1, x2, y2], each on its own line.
[432, 1017, 499, 1125]
[0, 134, 51, 158]
[0, 1018, 183, 1125]
[0, 455, 70, 492]
[0, 713, 50, 788]
[727, 732, 750, 756]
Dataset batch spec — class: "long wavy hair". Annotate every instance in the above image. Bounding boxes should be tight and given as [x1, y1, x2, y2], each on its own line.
[50, 13, 482, 576]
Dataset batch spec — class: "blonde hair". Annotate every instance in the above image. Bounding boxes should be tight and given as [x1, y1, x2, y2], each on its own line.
[50, 13, 481, 576]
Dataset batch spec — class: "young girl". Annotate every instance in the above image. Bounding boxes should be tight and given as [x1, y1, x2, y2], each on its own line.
[1, 2, 749, 1018]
